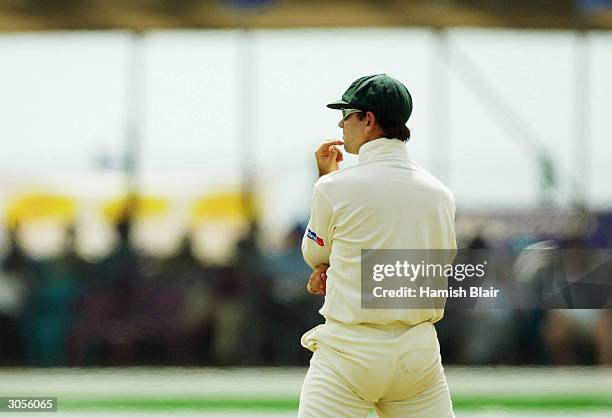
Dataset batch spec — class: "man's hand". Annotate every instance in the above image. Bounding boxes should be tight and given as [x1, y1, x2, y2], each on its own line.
[315, 140, 344, 177]
[306, 263, 329, 295]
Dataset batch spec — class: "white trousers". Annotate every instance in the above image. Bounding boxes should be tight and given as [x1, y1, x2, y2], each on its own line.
[298, 321, 454, 418]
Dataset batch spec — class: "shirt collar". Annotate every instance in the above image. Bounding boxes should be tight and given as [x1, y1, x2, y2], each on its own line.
[358, 137, 409, 164]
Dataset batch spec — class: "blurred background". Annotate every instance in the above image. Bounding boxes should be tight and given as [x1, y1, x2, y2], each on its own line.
[0, 0, 611, 417]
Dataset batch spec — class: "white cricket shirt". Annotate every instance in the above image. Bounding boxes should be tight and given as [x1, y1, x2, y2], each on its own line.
[302, 137, 457, 326]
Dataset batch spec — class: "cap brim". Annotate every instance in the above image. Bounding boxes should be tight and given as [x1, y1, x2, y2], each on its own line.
[326, 99, 350, 109]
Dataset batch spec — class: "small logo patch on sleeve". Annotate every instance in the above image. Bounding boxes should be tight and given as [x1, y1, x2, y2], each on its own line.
[307, 228, 325, 246]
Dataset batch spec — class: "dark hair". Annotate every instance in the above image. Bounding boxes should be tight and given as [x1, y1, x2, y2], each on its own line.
[357, 112, 411, 142]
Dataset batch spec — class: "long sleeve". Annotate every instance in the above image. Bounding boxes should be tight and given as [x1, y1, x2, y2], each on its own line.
[302, 185, 334, 270]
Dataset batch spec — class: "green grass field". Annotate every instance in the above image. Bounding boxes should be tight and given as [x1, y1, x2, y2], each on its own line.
[1, 367, 610, 417]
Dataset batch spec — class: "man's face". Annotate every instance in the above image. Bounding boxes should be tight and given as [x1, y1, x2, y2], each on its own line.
[338, 109, 366, 154]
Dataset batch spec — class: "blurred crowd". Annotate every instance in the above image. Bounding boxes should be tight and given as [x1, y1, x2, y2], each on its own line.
[0, 212, 610, 368]
[0, 213, 323, 367]
[438, 234, 612, 366]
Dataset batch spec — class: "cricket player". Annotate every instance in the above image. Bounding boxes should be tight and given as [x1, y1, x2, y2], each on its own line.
[299, 74, 456, 417]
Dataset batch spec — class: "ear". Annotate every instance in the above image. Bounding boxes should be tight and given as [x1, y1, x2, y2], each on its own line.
[365, 111, 376, 127]
[364, 111, 378, 133]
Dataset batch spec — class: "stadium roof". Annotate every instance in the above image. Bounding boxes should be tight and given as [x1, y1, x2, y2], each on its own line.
[1, 0, 612, 31]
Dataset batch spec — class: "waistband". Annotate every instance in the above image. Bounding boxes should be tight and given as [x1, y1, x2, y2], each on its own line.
[324, 318, 433, 337]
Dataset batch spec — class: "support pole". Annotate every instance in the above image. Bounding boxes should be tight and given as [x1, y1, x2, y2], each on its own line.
[429, 29, 450, 184]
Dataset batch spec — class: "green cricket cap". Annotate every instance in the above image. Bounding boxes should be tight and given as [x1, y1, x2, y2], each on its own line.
[327, 74, 413, 125]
